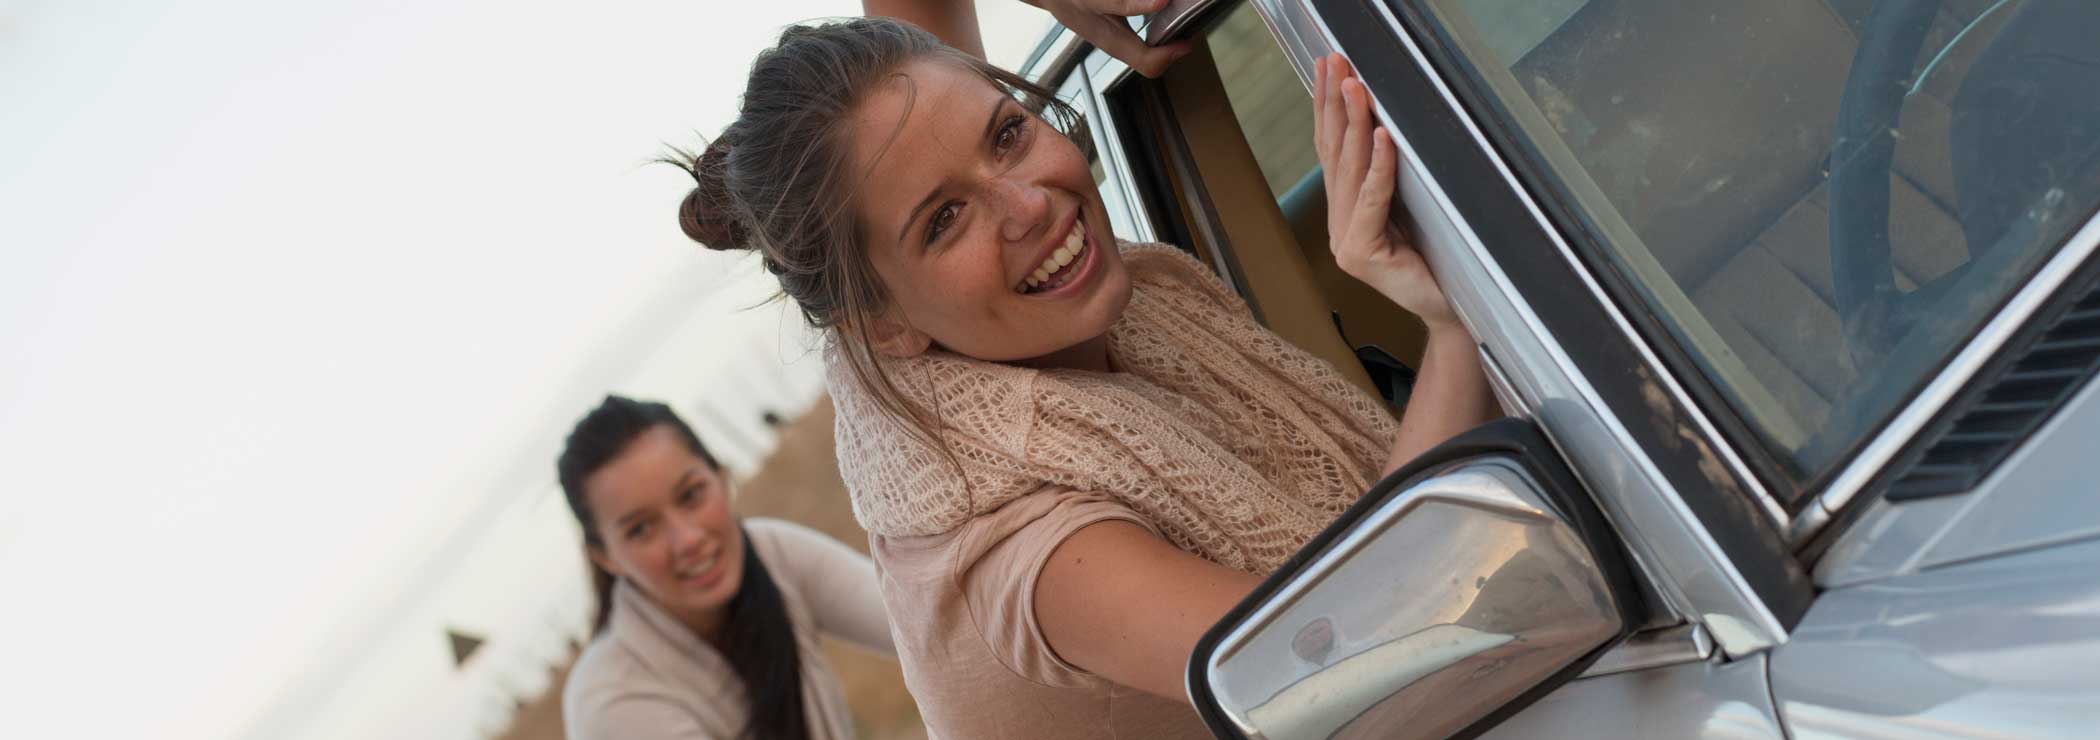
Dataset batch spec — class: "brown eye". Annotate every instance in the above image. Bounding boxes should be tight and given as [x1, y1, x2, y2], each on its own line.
[926, 201, 961, 244]
[994, 115, 1025, 154]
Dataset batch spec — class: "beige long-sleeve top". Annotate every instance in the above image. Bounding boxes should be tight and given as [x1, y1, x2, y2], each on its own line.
[563, 517, 894, 740]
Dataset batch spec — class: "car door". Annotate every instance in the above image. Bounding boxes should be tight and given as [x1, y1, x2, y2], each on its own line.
[1036, 0, 2100, 736]
[1300, 7, 2100, 736]
[1040, 1, 1799, 735]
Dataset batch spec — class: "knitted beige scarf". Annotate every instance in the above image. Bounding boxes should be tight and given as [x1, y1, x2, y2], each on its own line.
[830, 243, 1399, 573]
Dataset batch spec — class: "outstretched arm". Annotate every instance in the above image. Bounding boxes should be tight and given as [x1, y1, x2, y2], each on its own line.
[1035, 520, 1263, 702]
[865, 0, 1190, 77]
[863, 0, 987, 59]
[1313, 53, 1498, 473]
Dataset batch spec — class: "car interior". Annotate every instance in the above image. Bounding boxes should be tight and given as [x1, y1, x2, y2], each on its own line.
[1109, 2, 1435, 408]
[1460, 0, 2006, 473]
[1110, 0, 2012, 479]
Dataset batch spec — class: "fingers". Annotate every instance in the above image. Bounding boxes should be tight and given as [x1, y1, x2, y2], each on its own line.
[1313, 57, 1329, 157]
[1061, 8, 1190, 78]
[1348, 129, 1399, 244]
[1337, 79, 1373, 191]
[1317, 56, 1349, 165]
[1087, 0, 1170, 12]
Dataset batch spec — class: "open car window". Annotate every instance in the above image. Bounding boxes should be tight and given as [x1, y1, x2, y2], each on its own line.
[1401, 0, 2100, 495]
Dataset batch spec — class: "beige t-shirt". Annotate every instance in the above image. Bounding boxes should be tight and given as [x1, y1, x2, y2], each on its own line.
[872, 488, 1216, 740]
[564, 517, 894, 740]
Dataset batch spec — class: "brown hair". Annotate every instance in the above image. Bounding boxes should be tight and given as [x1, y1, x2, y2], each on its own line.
[664, 17, 1084, 440]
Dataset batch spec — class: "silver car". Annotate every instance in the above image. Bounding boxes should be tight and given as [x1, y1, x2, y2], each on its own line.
[1019, 0, 2100, 737]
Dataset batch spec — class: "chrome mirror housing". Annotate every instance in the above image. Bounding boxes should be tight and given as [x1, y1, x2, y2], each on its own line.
[1189, 420, 1642, 740]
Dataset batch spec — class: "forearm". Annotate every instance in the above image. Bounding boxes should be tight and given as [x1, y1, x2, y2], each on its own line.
[1382, 324, 1498, 476]
[862, 0, 986, 59]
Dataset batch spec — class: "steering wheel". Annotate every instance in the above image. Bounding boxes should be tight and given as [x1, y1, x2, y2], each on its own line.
[1827, 0, 1945, 368]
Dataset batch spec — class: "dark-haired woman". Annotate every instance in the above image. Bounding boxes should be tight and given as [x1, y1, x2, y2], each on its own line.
[557, 396, 893, 740]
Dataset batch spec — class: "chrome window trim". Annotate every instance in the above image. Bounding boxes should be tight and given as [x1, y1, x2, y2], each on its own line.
[1300, 0, 1789, 653]
[1795, 211, 2100, 543]
[1056, 67, 1152, 243]
[1577, 623, 1714, 679]
[1342, 0, 1785, 531]
[1019, 26, 1084, 84]
[1088, 52, 1135, 92]
[1024, 25, 1157, 244]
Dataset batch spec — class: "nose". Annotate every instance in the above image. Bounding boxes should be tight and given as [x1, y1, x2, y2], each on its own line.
[989, 175, 1051, 244]
[667, 515, 709, 556]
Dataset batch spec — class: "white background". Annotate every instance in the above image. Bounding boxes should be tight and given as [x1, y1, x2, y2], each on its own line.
[0, 1, 1053, 738]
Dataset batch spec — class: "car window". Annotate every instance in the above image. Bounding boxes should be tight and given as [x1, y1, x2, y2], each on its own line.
[1403, 0, 2100, 489]
[1055, 67, 1144, 241]
[1211, 2, 1318, 203]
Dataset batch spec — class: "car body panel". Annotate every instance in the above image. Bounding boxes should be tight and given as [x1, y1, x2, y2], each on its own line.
[1773, 537, 2100, 739]
[1483, 653, 1783, 740]
[1052, 1, 2100, 736]
[1819, 370, 2100, 587]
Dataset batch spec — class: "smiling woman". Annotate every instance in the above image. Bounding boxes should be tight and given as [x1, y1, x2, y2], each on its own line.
[555, 396, 893, 740]
[664, 4, 1497, 738]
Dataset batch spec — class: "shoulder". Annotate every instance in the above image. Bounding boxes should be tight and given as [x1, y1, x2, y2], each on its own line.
[745, 517, 854, 569]
[878, 488, 1159, 689]
[563, 632, 674, 720]
[742, 516, 828, 553]
[743, 517, 873, 594]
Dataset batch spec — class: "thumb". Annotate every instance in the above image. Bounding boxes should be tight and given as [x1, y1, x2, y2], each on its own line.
[1096, 0, 1171, 14]
[1132, 40, 1194, 78]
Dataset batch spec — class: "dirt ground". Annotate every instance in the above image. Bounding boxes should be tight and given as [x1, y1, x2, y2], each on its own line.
[497, 395, 926, 740]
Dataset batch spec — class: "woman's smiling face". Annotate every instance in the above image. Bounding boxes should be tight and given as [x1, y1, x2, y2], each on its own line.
[584, 425, 743, 635]
[846, 59, 1131, 368]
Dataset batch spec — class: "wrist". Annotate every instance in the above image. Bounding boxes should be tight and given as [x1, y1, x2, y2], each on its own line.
[1424, 320, 1474, 350]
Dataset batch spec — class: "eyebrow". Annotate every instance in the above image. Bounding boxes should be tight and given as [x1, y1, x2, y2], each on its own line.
[608, 467, 705, 528]
[894, 97, 1014, 247]
[671, 467, 702, 494]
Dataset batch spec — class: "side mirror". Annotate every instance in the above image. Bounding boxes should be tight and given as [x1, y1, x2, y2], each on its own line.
[1188, 419, 1644, 739]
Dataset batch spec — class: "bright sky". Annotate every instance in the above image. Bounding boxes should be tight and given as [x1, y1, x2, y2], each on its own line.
[0, 1, 1052, 738]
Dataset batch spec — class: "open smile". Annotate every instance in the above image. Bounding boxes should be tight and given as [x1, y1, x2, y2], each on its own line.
[1016, 216, 1097, 296]
[674, 549, 723, 587]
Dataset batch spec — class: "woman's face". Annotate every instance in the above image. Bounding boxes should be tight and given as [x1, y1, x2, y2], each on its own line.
[847, 58, 1131, 367]
[584, 425, 743, 633]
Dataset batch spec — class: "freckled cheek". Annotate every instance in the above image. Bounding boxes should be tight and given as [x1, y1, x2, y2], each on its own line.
[1034, 134, 1094, 191]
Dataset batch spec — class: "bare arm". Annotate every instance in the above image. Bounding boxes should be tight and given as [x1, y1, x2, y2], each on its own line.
[863, 0, 987, 59]
[1313, 53, 1498, 474]
[1383, 327, 1497, 475]
[867, 0, 1189, 77]
[1034, 520, 1263, 702]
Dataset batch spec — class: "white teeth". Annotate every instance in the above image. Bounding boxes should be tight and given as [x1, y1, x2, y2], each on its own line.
[679, 555, 717, 579]
[1018, 221, 1091, 293]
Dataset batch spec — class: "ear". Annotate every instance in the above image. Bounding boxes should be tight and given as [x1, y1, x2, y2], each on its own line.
[864, 310, 933, 358]
[586, 543, 625, 580]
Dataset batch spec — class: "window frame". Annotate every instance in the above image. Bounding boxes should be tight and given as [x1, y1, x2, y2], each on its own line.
[1300, 0, 1818, 650]
[1037, 0, 1825, 655]
[1368, 0, 2100, 542]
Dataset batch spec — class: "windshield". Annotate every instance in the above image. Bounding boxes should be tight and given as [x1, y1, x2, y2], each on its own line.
[1406, 0, 2100, 492]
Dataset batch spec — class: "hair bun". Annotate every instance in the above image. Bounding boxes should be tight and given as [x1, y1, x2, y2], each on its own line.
[675, 135, 750, 251]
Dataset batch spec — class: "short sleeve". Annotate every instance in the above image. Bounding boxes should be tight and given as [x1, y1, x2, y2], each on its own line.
[954, 489, 1161, 689]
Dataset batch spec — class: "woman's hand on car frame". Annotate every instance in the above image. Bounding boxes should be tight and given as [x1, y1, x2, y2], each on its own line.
[1025, 0, 1193, 78]
[1314, 54, 1461, 331]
